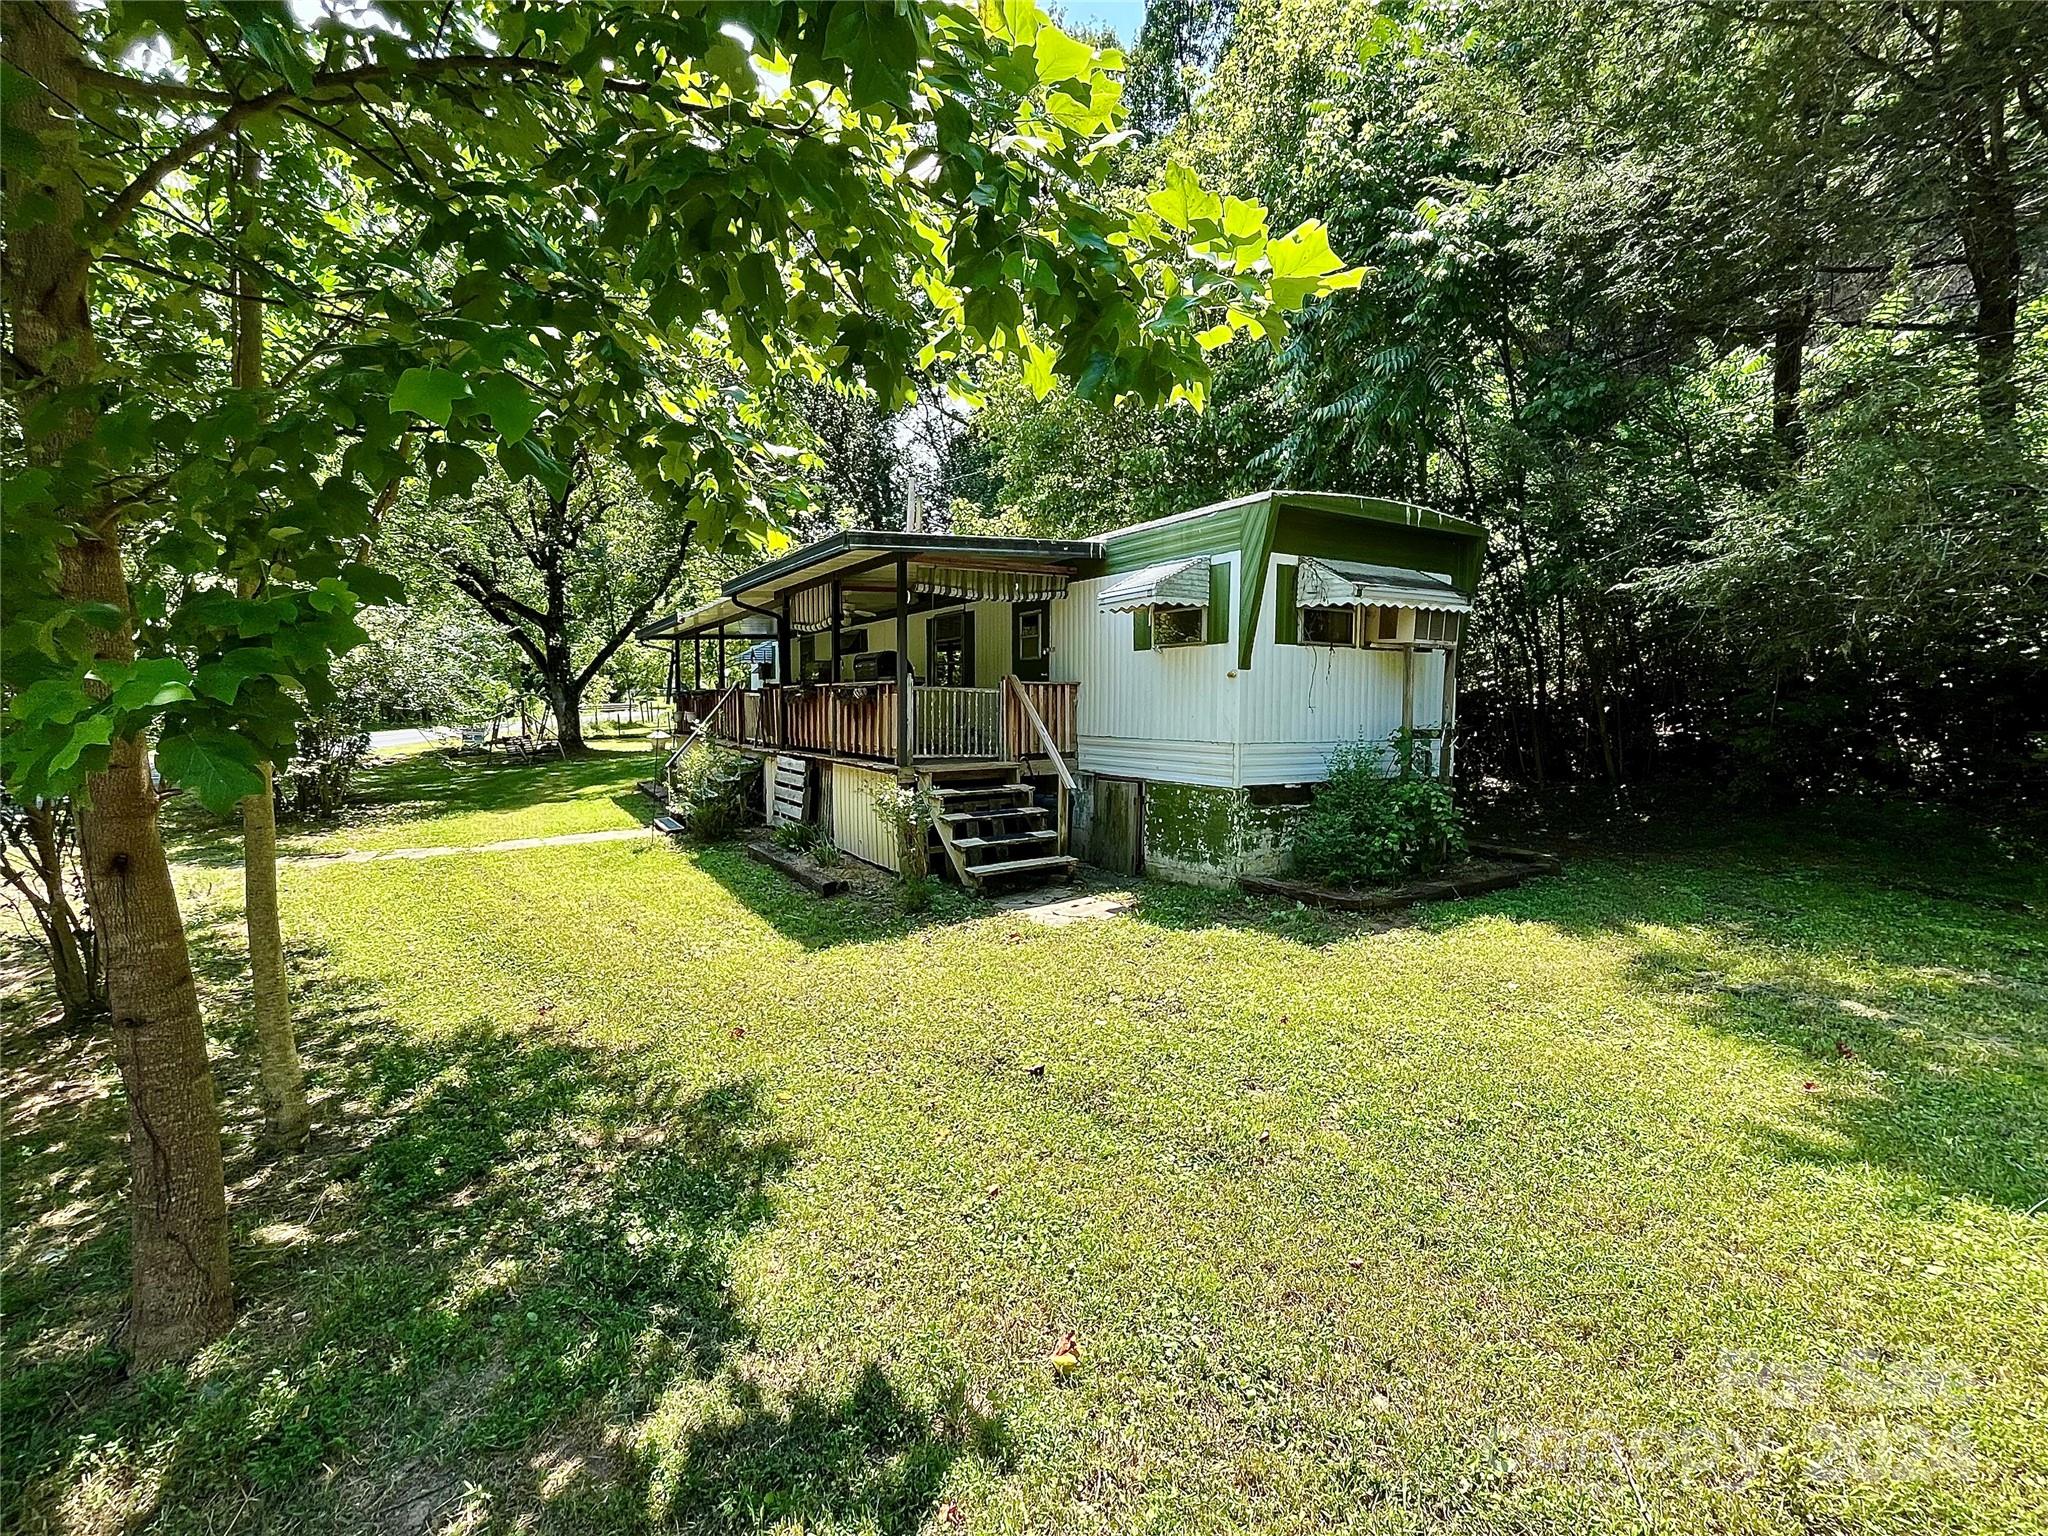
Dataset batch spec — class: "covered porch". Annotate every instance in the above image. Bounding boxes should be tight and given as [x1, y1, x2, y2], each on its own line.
[641, 530, 1093, 772]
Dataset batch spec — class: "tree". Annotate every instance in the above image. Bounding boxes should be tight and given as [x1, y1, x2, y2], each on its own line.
[0, 794, 105, 1028]
[404, 448, 700, 751]
[3, 0, 1353, 1364]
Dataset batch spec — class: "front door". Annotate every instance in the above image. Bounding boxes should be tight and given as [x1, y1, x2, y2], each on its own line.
[1011, 601, 1051, 682]
[930, 609, 974, 686]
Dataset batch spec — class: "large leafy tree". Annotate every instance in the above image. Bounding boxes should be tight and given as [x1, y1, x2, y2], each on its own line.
[2, 0, 1353, 1365]
[397, 446, 710, 750]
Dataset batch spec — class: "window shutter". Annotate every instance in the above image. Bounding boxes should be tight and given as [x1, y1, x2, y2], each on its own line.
[1134, 609, 1152, 651]
[1274, 562, 1299, 644]
[1205, 560, 1231, 644]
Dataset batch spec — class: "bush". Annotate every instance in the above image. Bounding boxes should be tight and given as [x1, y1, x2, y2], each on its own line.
[868, 781, 937, 899]
[274, 708, 371, 823]
[771, 819, 822, 853]
[1291, 731, 1466, 887]
[670, 743, 756, 840]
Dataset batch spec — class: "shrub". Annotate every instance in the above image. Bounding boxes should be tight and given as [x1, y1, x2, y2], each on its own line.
[669, 743, 756, 840]
[1291, 731, 1466, 887]
[771, 819, 825, 854]
[274, 708, 371, 823]
[868, 781, 937, 898]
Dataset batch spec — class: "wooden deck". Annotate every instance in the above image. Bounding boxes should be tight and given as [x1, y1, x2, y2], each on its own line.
[677, 678, 1077, 769]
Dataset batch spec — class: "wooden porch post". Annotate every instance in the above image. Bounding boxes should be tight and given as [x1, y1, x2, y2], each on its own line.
[1399, 642, 1416, 771]
[691, 638, 701, 691]
[829, 578, 842, 683]
[717, 630, 727, 686]
[895, 557, 912, 769]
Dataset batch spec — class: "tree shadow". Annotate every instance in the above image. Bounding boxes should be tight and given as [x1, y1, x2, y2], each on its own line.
[2, 911, 1007, 1533]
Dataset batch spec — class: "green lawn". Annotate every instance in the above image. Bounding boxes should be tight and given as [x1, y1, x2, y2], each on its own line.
[5, 753, 2045, 1535]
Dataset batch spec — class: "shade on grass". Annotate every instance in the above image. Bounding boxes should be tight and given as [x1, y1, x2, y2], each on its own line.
[4, 756, 2043, 1534]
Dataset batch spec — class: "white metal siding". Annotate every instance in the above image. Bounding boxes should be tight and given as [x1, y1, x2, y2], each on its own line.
[1049, 554, 1456, 788]
[830, 763, 900, 872]
[1237, 555, 1452, 784]
[1052, 556, 1240, 786]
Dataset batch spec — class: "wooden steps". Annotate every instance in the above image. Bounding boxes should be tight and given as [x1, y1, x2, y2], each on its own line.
[923, 765, 1076, 895]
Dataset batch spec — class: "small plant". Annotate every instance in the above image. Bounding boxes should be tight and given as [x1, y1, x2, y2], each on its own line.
[770, 819, 820, 853]
[869, 781, 938, 900]
[1291, 730, 1466, 887]
[669, 742, 756, 841]
[811, 840, 846, 869]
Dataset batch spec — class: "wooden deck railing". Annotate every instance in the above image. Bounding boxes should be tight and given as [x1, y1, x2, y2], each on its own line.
[678, 677, 1077, 764]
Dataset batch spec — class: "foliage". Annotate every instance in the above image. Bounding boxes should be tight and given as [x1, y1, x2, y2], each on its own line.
[338, 604, 518, 729]
[771, 819, 823, 854]
[273, 711, 373, 826]
[0, 795, 104, 1026]
[948, 0, 2048, 804]
[868, 781, 939, 895]
[3, 0, 1360, 816]
[669, 743, 756, 843]
[1291, 731, 1467, 885]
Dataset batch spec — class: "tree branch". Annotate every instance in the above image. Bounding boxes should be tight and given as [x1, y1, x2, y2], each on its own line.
[575, 523, 697, 692]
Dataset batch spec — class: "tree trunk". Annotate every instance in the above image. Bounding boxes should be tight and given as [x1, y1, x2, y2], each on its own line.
[1770, 297, 1810, 464]
[6, 0, 234, 1366]
[233, 137, 309, 1150]
[1946, 7, 2023, 433]
[30, 803, 103, 1025]
[548, 666, 587, 751]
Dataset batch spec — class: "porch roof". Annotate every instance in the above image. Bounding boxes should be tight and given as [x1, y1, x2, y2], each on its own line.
[638, 529, 1101, 642]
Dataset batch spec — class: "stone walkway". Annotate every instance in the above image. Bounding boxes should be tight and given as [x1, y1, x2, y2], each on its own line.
[295, 826, 657, 865]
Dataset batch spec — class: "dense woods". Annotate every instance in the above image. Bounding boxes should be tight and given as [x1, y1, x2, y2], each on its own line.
[942, 0, 2048, 803]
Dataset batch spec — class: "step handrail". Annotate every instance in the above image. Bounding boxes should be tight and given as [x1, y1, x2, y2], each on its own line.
[1005, 676, 1076, 792]
[665, 680, 746, 776]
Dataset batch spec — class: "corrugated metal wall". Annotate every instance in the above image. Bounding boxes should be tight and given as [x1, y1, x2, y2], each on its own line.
[1049, 552, 1454, 788]
[1052, 555, 1243, 788]
[830, 763, 900, 871]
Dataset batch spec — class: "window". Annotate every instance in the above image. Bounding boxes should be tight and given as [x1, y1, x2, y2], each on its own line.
[1415, 609, 1462, 646]
[929, 609, 974, 685]
[1152, 605, 1206, 647]
[1300, 606, 1357, 646]
[1017, 608, 1046, 662]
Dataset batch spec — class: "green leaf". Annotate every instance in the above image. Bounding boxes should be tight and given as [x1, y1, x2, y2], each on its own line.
[980, 0, 1042, 45]
[1147, 164, 1221, 233]
[1033, 25, 1093, 84]
[231, 4, 314, 95]
[105, 657, 195, 711]
[501, 434, 570, 499]
[193, 647, 289, 705]
[156, 726, 266, 815]
[468, 375, 543, 444]
[1267, 219, 1353, 309]
[48, 713, 115, 777]
[389, 367, 468, 427]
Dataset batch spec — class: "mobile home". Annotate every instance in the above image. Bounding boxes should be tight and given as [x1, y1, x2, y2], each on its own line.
[639, 491, 1483, 887]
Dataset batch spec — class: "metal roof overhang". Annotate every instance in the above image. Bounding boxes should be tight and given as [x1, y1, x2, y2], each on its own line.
[637, 596, 775, 643]
[726, 530, 1100, 608]
[1097, 555, 1214, 612]
[1295, 557, 1473, 613]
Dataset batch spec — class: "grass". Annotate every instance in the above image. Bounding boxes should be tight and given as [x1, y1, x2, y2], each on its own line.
[5, 754, 2045, 1535]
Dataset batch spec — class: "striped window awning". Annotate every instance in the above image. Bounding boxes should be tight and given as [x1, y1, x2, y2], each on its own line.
[788, 582, 836, 633]
[909, 565, 1070, 604]
[1097, 555, 1213, 613]
[1295, 557, 1471, 613]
